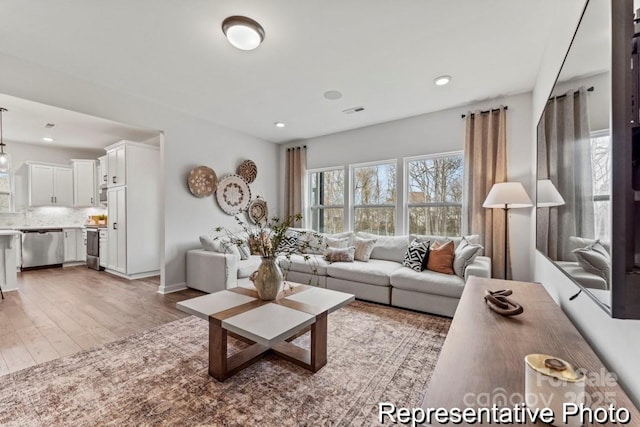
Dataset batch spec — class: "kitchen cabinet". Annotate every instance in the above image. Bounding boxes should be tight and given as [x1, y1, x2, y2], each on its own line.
[63, 229, 77, 262]
[71, 159, 97, 207]
[99, 228, 108, 268]
[98, 155, 108, 187]
[16, 162, 73, 207]
[107, 186, 126, 273]
[107, 145, 126, 188]
[63, 228, 86, 263]
[103, 140, 160, 279]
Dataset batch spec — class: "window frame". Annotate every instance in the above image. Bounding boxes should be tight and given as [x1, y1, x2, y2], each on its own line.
[306, 166, 346, 233]
[403, 150, 464, 236]
[350, 159, 398, 235]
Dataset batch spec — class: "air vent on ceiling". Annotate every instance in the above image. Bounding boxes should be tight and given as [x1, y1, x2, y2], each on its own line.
[44, 123, 55, 128]
[342, 106, 365, 114]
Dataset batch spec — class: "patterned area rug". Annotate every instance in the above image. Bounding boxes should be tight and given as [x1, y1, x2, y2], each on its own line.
[0, 301, 450, 426]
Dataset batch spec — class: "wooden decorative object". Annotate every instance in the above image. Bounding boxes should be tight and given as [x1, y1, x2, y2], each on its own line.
[187, 166, 217, 197]
[216, 174, 251, 215]
[248, 197, 268, 225]
[237, 160, 258, 183]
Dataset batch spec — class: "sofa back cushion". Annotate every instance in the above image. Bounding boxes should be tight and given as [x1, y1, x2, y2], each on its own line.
[356, 232, 409, 263]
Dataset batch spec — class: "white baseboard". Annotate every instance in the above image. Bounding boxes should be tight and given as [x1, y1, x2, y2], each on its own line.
[104, 269, 160, 280]
[157, 282, 187, 294]
[63, 262, 86, 268]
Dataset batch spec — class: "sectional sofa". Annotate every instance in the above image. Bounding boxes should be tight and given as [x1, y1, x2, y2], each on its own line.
[186, 231, 491, 317]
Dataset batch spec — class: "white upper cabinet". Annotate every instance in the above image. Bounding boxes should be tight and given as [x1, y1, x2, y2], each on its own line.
[98, 155, 108, 187]
[71, 159, 97, 207]
[19, 162, 73, 207]
[107, 145, 126, 188]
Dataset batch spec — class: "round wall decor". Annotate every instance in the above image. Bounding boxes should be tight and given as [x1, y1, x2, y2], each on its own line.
[237, 160, 258, 183]
[248, 198, 268, 225]
[216, 174, 252, 215]
[187, 166, 217, 198]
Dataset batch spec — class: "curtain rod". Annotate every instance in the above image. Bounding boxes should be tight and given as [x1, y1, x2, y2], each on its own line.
[461, 106, 508, 119]
[286, 145, 307, 152]
[548, 86, 594, 101]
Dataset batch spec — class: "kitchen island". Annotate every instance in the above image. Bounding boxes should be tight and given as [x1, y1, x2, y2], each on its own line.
[0, 230, 21, 292]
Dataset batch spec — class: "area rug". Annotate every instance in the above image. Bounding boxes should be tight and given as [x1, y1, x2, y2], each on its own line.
[0, 301, 450, 426]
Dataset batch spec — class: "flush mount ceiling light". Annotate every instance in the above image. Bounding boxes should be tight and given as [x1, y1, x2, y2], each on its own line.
[434, 75, 452, 86]
[274, 122, 285, 128]
[323, 90, 343, 100]
[222, 16, 265, 51]
[42, 137, 54, 142]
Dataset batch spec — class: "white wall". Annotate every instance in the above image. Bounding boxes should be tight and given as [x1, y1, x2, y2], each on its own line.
[284, 91, 534, 281]
[532, 0, 640, 407]
[0, 54, 280, 292]
[7, 140, 103, 170]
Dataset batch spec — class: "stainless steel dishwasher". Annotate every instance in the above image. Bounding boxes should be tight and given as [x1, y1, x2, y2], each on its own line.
[21, 229, 64, 270]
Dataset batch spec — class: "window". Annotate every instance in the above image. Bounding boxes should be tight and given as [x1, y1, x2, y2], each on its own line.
[406, 153, 463, 236]
[308, 168, 344, 233]
[0, 172, 10, 213]
[590, 131, 610, 243]
[352, 161, 396, 235]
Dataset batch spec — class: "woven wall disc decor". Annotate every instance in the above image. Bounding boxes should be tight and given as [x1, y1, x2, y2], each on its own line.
[248, 198, 268, 225]
[216, 174, 252, 215]
[187, 166, 217, 198]
[237, 160, 258, 183]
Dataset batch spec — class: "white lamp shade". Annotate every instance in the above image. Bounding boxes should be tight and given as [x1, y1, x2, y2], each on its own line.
[537, 179, 565, 207]
[482, 182, 533, 209]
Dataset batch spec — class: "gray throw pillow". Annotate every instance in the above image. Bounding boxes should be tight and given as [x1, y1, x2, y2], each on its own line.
[453, 236, 484, 278]
[324, 246, 355, 263]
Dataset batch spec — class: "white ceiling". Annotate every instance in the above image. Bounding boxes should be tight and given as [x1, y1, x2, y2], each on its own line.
[0, 0, 563, 144]
[0, 93, 160, 149]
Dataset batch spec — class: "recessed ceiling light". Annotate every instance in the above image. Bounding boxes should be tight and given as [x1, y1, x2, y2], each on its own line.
[434, 75, 452, 86]
[274, 122, 285, 128]
[42, 137, 54, 142]
[323, 90, 342, 100]
[222, 16, 265, 51]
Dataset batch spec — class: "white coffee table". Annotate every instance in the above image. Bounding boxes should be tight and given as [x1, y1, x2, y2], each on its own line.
[177, 284, 355, 381]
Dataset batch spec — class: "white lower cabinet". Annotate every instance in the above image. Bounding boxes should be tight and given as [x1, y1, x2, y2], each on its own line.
[99, 229, 108, 268]
[63, 229, 78, 263]
[63, 228, 86, 263]
[107, 187, 126, 273]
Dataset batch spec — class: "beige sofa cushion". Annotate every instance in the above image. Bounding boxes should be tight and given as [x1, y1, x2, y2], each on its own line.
[356, 232, 409, 263]
[279, 254, 331, 276]
[326, 259, 402, 287]
[390, 267, 465, 298]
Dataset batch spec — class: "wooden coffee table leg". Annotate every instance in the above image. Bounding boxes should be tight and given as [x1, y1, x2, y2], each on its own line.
[310, 311, 327, 372]
[209, 317, 228, 381]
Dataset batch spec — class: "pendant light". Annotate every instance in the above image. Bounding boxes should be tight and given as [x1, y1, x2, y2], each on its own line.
[0, 108, 9, 173]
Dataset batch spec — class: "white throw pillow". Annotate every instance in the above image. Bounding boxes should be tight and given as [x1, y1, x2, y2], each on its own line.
[573, 241, 610, 285]
[199, 235, 217, 251]
[325, 236, 350, 249]
[453, 236, 484, 278]
[353, 236, 377, 262]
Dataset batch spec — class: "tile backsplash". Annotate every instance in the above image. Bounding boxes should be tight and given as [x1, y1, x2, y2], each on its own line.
[0, 207, 107, 228]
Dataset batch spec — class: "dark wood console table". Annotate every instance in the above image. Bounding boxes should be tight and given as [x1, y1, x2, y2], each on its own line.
[422, 277, 639, 426]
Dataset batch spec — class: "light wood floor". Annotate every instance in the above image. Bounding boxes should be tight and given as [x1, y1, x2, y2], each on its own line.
[0, 266, 205, 375]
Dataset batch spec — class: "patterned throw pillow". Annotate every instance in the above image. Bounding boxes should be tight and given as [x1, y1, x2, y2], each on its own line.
[324, 246, 355, 263]
[402, 239, 430, 271]
[276, 235, 299, 255]
[426, 240, 455, 275]
[354, 236, 377, 262]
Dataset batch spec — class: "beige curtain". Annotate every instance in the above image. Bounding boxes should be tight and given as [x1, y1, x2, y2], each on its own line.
[284, 146, 306, 227]
[537, 87, 593, 261]
[462, 107, 508, 279]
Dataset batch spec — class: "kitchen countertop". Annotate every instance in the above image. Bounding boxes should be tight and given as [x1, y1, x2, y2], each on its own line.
[0, 230, 21, 236]
[0, 225, 87, 231]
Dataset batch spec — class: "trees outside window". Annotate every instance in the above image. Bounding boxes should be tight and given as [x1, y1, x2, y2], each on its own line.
[406, 153, 463, 236]
[308, 168, 344, 233]
[590, 131, 611, 243]
[352, 162, 396, 235]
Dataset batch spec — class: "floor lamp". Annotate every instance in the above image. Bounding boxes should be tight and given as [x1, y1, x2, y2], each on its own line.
[482, 182, 533, 279]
